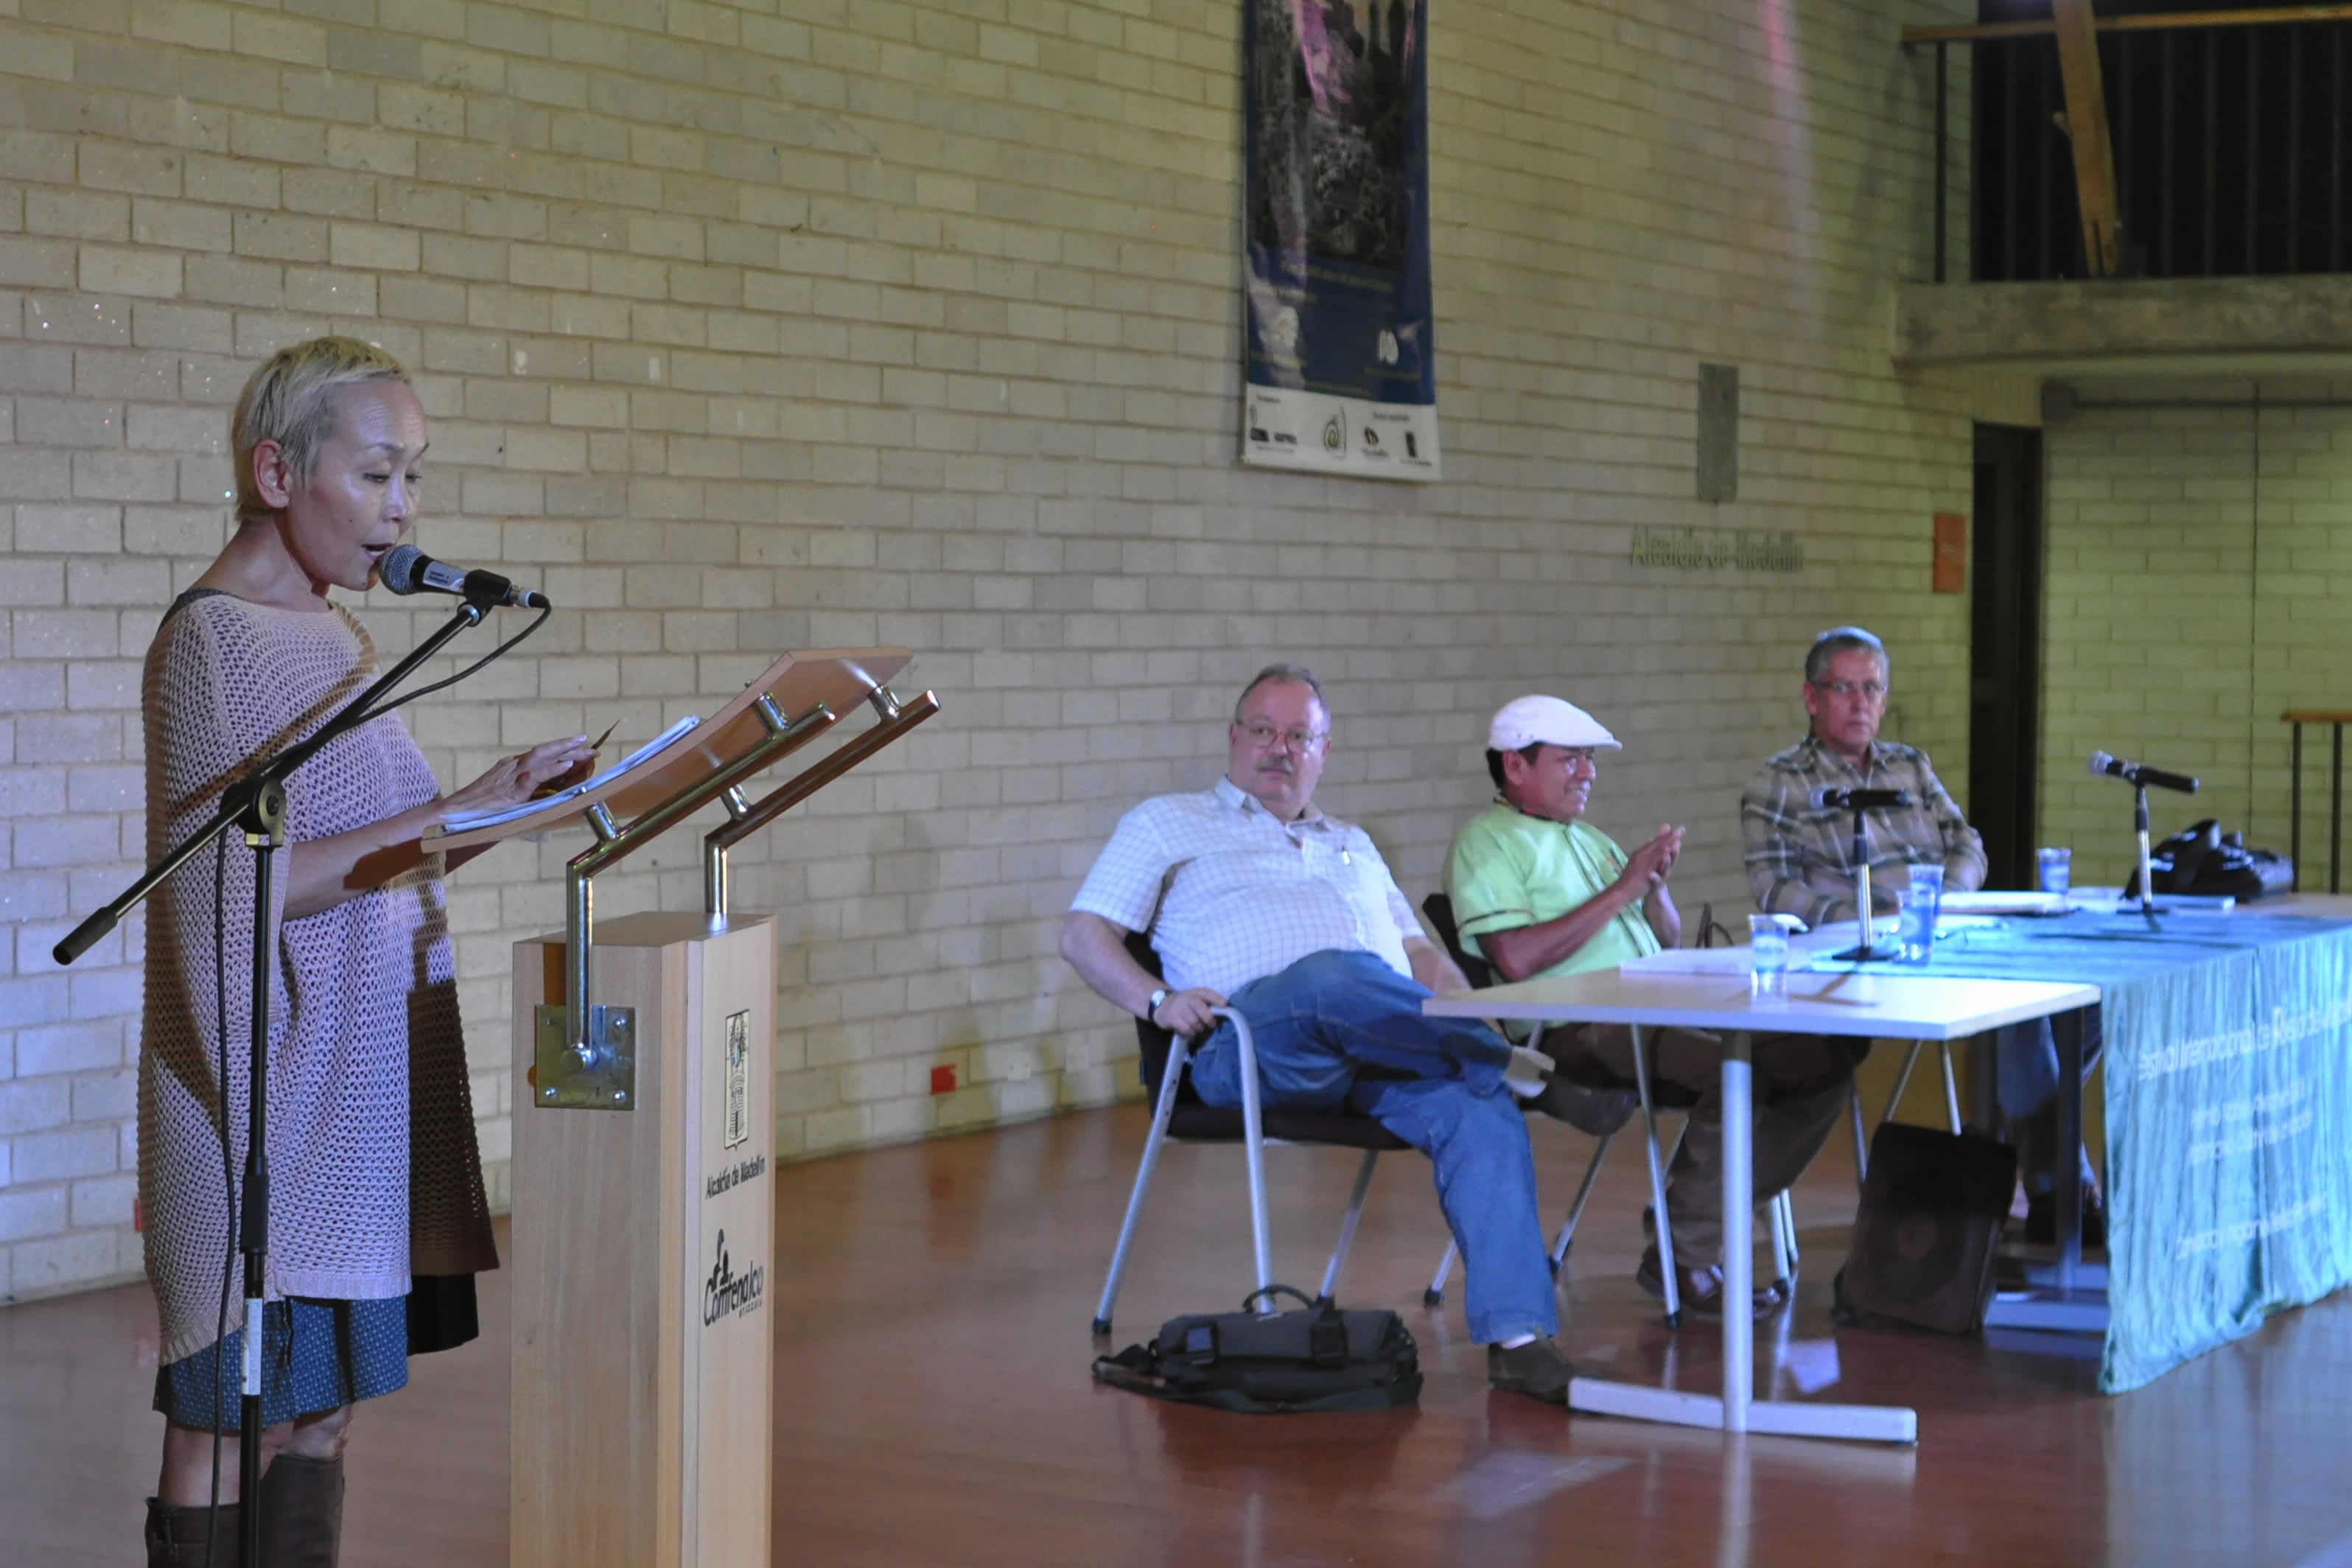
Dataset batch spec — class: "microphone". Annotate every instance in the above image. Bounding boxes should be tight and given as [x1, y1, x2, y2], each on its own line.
[2089, 751, 2198, 794]
[379, 543, 550, 610]
[1810, 786, 1912, 811]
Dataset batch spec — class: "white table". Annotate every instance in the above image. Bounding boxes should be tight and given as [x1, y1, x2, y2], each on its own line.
[1425, 965, 2099, 1444]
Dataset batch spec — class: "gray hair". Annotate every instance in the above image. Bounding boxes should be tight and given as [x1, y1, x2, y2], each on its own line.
[1805, 626, 1889, 686]
[1234, 662, 1328, 721]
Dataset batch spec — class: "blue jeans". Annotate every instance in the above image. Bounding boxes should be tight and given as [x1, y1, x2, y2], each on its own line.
[1185, 949, 1555, 1344]
[1993, 1008, 2104, 1194]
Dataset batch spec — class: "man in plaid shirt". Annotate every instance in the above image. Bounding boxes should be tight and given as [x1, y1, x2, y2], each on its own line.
[1741, 627, 2102, 1243]
[1740, 629, 1987, 926]
[1063, 665, 1589, 1404]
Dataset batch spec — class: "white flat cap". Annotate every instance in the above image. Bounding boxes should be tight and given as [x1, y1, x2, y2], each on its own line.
[1488, 694, 1620, 752]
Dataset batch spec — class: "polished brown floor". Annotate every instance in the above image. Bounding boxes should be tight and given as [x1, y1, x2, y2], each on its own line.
[7, 1103, 2352, 1565]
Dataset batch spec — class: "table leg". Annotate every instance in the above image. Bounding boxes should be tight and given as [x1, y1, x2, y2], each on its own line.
[1984, 1009, 2110, 1335]
[1721, 1031, 1753, 1432]
[2334, 724, 2344, 895]
[2055, 1008, 2082, 1289]
[2290, 722, 2303, 892]
[1565, 1030, 1917, 1445]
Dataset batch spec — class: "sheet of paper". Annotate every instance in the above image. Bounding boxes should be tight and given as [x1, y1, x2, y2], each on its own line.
[439, 715, 701, 833]
[1938, 891, 2071, 916]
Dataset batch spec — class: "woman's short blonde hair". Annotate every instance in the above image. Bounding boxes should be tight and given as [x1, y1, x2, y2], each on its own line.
[230, 336, 409, 525]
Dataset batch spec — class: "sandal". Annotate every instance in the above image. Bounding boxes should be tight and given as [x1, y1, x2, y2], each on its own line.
[1637, 1245, 1786, 1320]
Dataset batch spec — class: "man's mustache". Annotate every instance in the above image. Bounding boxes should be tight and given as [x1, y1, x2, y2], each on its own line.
[1258, 757, 1297, 776]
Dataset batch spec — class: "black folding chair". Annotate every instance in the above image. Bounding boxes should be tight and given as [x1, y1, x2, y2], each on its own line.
[1090, 932, 1413, 1335]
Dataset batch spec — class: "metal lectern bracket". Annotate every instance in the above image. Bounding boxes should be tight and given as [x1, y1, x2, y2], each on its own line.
[538, 699, 839, 1111]
[533, 1001, 637, 1109]
[702, 687, 942, 921]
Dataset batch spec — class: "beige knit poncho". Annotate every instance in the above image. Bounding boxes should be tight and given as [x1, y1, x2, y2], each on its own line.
[139, 592, 497, 1365]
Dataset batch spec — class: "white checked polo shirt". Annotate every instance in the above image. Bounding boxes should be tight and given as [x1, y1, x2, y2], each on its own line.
[1069, 774, 1426, 998]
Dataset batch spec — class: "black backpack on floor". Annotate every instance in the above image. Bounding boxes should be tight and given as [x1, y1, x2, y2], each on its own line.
[1092, 1285, 1422, 1413]
[1833, 1121, 2017, 1337]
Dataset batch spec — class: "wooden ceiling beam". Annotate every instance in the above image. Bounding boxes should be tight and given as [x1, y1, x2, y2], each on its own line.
[2051, 0, 2124, 277]
[1904, 6, 2352, 46]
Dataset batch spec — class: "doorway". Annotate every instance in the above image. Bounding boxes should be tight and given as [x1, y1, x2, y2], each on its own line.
[1969, 421, 2044, 890]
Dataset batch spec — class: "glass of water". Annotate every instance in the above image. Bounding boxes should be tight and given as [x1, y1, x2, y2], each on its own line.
[2037, 847, 2073, 897]
[1749, 914, 1789, 997]
[1898, 864, 1944, 962]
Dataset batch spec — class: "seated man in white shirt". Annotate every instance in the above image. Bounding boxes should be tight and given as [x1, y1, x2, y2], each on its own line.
[1062, 665, 1589, 1404]
[1444, 696, 1860, 1319]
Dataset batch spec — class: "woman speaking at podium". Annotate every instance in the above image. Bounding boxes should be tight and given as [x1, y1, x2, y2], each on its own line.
[138, 337, 592, 1565]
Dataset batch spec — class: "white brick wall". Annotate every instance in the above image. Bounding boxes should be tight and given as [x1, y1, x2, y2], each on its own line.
[0, 0, 1986, 1303]
[2042, 377, 2352, 889]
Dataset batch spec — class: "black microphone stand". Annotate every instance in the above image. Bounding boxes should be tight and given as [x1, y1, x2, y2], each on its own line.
[55, 592, 496, 1568]
[1832, 802, 1897, 962]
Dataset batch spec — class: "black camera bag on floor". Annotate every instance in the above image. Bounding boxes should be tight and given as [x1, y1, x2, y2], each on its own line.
[1092, 1284, 1421, 1413]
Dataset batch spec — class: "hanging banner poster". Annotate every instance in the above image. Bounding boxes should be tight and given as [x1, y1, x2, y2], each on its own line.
[1242, 0, 1438, 480]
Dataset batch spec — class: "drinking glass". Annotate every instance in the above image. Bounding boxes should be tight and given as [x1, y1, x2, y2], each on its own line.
[1749, 914, 1789, 997]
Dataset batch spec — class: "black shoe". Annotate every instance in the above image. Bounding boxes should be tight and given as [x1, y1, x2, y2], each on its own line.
[1487, 1336, 1575, 1404]
[2022, 1189, 2107, 1250]
[1527, 1077, 1639, 1136]
[1637, 1245, 1785, 1320]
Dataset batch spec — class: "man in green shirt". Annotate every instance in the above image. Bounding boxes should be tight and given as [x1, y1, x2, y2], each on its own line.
[1444, 696, 1859, 1319]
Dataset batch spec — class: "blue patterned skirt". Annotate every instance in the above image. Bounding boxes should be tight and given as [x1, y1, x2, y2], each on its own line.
[154, 1276, 477, 1433]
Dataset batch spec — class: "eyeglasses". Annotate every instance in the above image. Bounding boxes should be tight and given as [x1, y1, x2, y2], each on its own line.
[1552, 748, 1598, 773]
[1811, 679, 1886, 701]
[1242, 721, 1327, 752]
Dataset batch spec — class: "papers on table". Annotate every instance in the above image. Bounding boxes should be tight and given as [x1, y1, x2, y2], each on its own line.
[440, 715, 701, 833]
[1938, 891, 2071, 917]
[1622, 915, 1903, 973]
[2066, 886, 2236, 913]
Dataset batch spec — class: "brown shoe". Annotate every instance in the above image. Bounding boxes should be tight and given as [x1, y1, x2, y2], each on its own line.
[1526, 1077, 1639, 1136]
[1486, 1335, 1575, 1404]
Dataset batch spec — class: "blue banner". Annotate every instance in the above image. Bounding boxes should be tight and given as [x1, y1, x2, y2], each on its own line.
[1243, 0, 1438, 479]
[1812, 911, 2352, 1392]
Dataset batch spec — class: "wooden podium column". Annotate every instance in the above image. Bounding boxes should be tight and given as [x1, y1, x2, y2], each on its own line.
[509, 912, 775, 1567]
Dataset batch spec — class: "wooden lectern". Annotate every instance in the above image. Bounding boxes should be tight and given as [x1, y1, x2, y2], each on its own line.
[426, 649, 940, 1567]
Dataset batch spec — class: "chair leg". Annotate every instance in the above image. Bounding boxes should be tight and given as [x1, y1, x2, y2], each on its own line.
[1770, 1189, 1798, 1298]
[1320, 1150, 1381, 1300]
[1878, 1040, 1925, 1135]
[1216, 1007, 1277, 1312]
[1551, 1130, 1613, 1273]
[1849, 1079, 1870, 1186]
[1629, 1026, 1682, 1326]
[1092, 1040, 1194, 1335]
[1424, 1240, 1457, 1307]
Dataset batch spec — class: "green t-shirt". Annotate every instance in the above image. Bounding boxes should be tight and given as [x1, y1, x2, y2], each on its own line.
[1443, 801, 1661, 981]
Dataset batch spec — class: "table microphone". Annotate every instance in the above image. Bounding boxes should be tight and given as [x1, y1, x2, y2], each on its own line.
[2088, 751, 2198, 794]
[1810, 786, 1911, 811]
[379, 543, 551, 609]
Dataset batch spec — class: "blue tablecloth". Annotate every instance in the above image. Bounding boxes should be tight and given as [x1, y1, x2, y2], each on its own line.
[1812, 910, 2352, 1393]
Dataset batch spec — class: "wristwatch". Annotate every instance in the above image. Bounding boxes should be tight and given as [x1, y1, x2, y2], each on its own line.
[1146, 987, 1170, 1022]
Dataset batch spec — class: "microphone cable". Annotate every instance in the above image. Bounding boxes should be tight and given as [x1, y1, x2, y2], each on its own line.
[206, 830, 234, 1567]
[349, 598, 553, 726]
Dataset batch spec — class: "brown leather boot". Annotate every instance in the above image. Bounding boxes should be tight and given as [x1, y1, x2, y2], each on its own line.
[256, 1452, 346, 1566]
[144, 1497, 237, 1567]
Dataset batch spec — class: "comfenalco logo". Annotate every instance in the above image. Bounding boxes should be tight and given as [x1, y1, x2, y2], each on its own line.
[702, 1228, 766, 1327]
